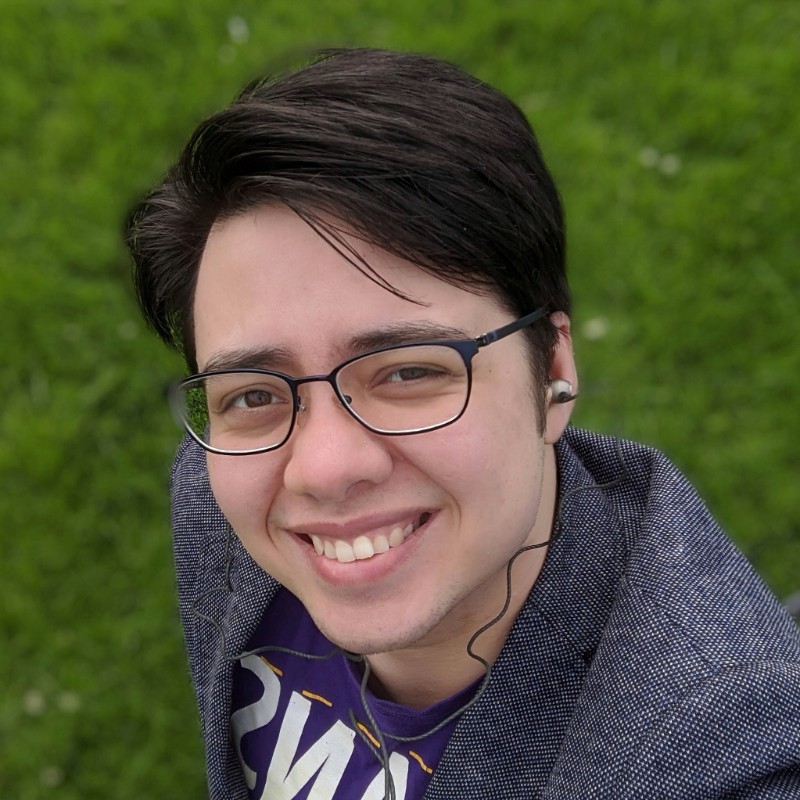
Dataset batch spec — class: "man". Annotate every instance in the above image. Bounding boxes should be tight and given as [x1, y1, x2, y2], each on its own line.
[126, 49, 800, 799]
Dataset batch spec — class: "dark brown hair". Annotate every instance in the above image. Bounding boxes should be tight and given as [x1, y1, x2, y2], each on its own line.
[125, 48, 569, 392]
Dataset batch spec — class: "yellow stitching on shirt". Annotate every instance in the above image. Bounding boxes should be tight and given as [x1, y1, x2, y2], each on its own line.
[259, 657, 283, 677]
[408, 750, 433, 774]
[301, 690, 333, 707]
[356, 722, 380, 748]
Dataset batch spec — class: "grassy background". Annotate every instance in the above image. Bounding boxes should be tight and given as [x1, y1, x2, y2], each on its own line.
[1, 0, 797, 796]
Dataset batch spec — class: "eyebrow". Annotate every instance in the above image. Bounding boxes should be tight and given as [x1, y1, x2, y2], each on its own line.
[199, 322, 471, 374]
[345, 322, 470, 354]
[201, 344, 296, 373]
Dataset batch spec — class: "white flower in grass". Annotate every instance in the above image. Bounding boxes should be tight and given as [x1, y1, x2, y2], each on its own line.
[58, 691, 81, 712]
[40, 766, 65, 788]
[582, 317, 610, 341]
[227, 16, 250, 44]
[23, 688, 46, 715]
[639, 146, 682, 176]
[638, 147, 660, 168]
[659, 153, 682, 175]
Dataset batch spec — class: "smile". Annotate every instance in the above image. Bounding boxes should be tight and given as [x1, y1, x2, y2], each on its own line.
[305, 512, 432, 564]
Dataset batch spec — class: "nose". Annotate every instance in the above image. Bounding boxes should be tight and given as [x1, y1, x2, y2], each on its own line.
[282, 384, 394, 502]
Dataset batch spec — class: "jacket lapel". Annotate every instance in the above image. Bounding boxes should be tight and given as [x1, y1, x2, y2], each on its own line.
[424, 431, 628, 798]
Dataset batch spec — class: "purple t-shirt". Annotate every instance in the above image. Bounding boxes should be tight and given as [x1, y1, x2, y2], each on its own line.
[231, 589, 478, 799]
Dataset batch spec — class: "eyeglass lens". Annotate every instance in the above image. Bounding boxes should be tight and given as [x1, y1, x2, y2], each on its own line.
[178, 344, 470, 453]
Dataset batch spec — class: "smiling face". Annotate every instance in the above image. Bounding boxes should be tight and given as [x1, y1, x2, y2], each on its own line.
[192, 204, 575, 658]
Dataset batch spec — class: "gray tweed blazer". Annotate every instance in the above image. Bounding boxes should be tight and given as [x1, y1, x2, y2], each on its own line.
[171, 427, 800, 798]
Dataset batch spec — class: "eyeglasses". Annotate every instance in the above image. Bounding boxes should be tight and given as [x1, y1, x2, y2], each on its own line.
[170, 307, 549, 455]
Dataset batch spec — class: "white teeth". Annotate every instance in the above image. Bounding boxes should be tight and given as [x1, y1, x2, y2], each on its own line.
[352, 536, 375, 560]
[388, 526, 405, 548]
[334, 540, 356, 563]
[308, 515, 430, 563]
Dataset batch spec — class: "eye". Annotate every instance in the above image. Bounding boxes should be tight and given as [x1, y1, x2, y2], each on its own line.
[383, 365, 444, 383]
[231, 389, 280, 408]
[212, 379, 293, 414]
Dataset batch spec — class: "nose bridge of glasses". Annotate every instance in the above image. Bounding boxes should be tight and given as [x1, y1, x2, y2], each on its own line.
[293, 372, 351, 415]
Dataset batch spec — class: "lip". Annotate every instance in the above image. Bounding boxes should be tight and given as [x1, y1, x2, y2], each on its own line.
[288, 510, 437, 587]
[286, 508, 434, 543]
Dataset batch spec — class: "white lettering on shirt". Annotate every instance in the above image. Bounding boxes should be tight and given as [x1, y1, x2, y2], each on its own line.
[232, 656, 410, 799]
[262, 692, 354, 799]
[359, 752, 409, 800]
[232, 654, 282, 789]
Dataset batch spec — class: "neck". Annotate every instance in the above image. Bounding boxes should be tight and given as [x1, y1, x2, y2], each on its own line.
[366, 446, 558, 708]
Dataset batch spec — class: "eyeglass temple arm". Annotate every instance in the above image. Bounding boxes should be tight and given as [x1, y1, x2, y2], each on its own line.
[475, 306, 550, 348]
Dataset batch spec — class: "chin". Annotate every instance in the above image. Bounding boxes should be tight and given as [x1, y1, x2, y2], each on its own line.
[316, 620, 415, 656]
[312, 605, 445, 656]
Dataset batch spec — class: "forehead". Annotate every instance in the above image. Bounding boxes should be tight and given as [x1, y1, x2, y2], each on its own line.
[192, 205, 508, 371]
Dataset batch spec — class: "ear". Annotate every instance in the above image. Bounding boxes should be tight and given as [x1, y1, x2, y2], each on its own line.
[543, 311, 578, 445]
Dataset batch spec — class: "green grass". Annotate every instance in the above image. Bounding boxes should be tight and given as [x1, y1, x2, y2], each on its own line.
[1, 0, 798, 796]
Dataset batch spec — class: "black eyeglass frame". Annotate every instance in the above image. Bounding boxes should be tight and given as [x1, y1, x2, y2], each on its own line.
[170, 306, 550, 456]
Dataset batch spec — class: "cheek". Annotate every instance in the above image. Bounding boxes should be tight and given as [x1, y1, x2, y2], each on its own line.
[206, 453, 280, 535]
[409, 395, 544, 526]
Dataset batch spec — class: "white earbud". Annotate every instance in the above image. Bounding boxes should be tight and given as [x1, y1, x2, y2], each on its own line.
[549, 379, 576, 404]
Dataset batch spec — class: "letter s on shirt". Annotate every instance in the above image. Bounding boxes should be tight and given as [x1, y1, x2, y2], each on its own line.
[232, 654, 282, 790]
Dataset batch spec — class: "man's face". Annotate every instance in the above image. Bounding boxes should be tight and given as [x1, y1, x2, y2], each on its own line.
[193, 204, 571, 656]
